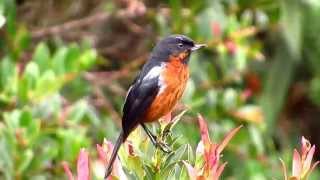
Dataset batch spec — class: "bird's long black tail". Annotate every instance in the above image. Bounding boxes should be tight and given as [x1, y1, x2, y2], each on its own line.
[104, 130, 125, 179]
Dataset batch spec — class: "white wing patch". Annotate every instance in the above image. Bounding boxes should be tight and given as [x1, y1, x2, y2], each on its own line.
[158, 73, 166, 95]
[143, 63, 167, 95]
[143, 64, 163, 80]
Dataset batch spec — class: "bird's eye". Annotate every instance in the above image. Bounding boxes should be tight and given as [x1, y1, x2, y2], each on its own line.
[178, 43, 184, 48]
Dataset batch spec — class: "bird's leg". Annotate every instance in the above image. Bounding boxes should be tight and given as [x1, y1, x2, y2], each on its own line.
[141, 123, 172, 153]
[141, 123, 158, 146]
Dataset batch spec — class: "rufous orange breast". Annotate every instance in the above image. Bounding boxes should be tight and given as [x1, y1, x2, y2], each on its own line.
[143, 52, 190, 122]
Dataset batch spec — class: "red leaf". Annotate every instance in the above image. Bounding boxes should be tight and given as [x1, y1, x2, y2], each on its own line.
[96, 144, 107, 163]
[77, 148, 90, 180]
[211, 21, 221, 37]
[62, 161, 74, 180]
[303, 145, 315, 172]
[292, 149, 302, 177]
[244, 72, 261, 95]
[197, 114, 211, 152]
[217, 125, 242, 154]
[224, 40, 237, 55]
[214, 162, 227, 180]
[240, 89, 253, 101]
[126, 141, 135, 156]
[207, 146, 218, 170]
[99, 140, 126, 179]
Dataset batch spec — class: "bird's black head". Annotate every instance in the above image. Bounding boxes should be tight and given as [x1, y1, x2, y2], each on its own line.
[150, 34, 206, 64]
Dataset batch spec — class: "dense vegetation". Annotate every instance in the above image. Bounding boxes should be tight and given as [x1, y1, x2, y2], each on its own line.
[1, 0, 320, 179]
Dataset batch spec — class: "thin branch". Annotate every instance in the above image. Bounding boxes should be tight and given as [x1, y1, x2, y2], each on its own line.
[84, 53, 148, 85]
[92, 85, 122, 127]
[31, 12, 111, 39]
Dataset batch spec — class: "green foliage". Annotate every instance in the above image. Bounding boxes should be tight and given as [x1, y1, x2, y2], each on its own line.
[0, 39, 97, 179]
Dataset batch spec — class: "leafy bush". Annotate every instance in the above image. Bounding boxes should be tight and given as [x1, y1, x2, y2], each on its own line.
[63, 114, 243, 179]
[0, 42, 97, 179]
[63, 115, 319, 180]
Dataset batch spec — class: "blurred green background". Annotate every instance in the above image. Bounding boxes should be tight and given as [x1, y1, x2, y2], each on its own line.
[1, 0, 320, 179]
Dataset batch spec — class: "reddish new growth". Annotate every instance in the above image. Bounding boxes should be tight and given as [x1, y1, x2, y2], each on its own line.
[62, 148, 90, 180]
[184, 114, 242, 180]
[281, 136, 319, 180]
[211, 21, 222, 37]
[63, 140, 128, 180]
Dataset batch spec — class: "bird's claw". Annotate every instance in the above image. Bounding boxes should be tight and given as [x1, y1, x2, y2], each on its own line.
[157, 140, 172, 153]
[162, 128, 171, 139]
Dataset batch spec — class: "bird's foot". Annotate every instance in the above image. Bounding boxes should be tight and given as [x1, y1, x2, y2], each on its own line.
[156, 139, 172, 153]
[140, 123, 172, 153]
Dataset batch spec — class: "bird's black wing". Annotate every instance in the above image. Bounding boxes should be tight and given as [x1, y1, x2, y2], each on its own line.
[121, 75, 160, 138]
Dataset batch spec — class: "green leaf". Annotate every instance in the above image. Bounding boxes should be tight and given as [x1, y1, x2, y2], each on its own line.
[185, 144, 194, 163]
[67, 100, 89, 123]
[164, 144, 188, 168]
[281, 0, 302, 58]
[167, 164, 180, 180]
[260, 42, 296, 132]
[161, 110, 187, 138]
[0, 57, 17, 93]
[0, 138, 14, 180]
[309, 77, 320, 105]
[78, 49, 97, 70]
[248, 125, 264, 155]
[23, 62, 40, 91]
[64, 44, 81, 72]
[13, 25, 30, 59]
[17, 149, 34, 174]
[32, 138, 59, 173]
[52, 47, 68, 75]
[127, 155, 145, 178]
[32, 43, 50, 73]
[18, 76, 29, 104]
[34, 70, 59, 99]
[179, 165, 188, 180]
[143, 164, 156, 180]
[195, 143, 204, 170]
[57, 128, 89, 161]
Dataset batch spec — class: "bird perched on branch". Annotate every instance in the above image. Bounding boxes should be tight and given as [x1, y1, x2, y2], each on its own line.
[105, 34, 206, 178]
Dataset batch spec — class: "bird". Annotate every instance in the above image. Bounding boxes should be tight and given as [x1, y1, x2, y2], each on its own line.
[105, 34, 206, 178]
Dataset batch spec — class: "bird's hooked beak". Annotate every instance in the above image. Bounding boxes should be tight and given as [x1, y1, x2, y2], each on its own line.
[190, 44, 207, 51]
